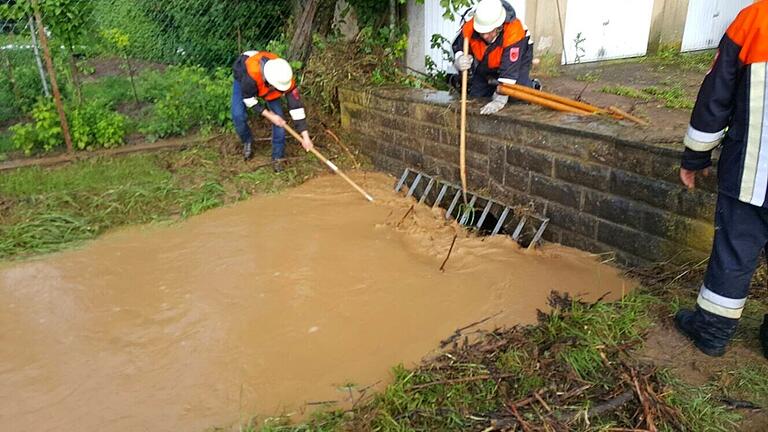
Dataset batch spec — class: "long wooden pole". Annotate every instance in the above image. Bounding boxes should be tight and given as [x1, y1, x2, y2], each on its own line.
[30, 0, 73, 154]
[498, 82, 606, 114]
[281, 122, 374, 202]
[459, 37, 469, 202]
[496, 85, 594, 115]
[496, 82, 649, 125]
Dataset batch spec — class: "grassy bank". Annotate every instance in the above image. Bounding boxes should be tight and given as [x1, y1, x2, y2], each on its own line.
[0, 139, 342, 260]
[249, 282, 767, 432]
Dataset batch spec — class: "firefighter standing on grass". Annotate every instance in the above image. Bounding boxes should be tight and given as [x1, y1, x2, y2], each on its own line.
[675, 0, 768, 359]
[231, 50, 313, 171]
[452, 0, 539, 115]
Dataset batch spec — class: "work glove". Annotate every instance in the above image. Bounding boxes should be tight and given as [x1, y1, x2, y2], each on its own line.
[480, 93, 508, 115]
[454, 52, 473, 72]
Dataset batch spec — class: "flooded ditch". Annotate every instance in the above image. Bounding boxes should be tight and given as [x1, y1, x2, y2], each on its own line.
[0, 172, 632, 432]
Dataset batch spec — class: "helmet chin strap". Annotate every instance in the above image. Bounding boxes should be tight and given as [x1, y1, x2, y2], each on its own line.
[485, 27, 502, 44]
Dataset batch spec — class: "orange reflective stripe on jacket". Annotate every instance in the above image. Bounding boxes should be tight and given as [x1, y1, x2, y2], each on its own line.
[462, 18, 526, 69]
[244, 52, 296, 101]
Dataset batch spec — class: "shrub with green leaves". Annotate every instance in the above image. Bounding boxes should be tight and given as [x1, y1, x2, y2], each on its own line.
[10, 100, 63, 155]
[10, 99, 127, 155]
[0, 52, 52, 122]
[139, 66, 232, 140]
[70, 102, 127, 150]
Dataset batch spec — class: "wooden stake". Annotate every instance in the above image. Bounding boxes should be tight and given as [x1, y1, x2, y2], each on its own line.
[459, 37, 469, 203]
[30, 0, 73, 154]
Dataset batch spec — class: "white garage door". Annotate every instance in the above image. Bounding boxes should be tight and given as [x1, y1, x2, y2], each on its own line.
[681, 0, 753, 52]
[561, 0, 654, 64]
[424, 0, 527, 73]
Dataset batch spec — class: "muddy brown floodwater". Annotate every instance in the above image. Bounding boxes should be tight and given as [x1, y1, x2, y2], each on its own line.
[0, 172, 633, 432]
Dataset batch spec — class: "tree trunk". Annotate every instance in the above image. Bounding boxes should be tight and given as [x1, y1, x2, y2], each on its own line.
[68, 40, 83, 105]
[125, 56, 140, 104]
[389, 0, 397, 40]
[312, 0, 337, 38]
[288, 0, 320, 63]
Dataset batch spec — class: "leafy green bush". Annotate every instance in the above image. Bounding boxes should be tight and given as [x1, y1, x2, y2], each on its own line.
[10, 100, 63, 155]
[0, 52, 53, 122]
[139, 66, 231, 139]
[10, 99, 127, 155]
[70, 102, 127, 150]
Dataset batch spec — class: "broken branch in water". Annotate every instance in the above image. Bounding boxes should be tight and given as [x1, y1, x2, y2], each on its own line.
[396, 204, 415, 228]
[440, 311, 503, 348]
[439, 234, 458, 272]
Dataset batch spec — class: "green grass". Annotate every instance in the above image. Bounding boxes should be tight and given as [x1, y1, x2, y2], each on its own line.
[575, 71, 601, 83]
[642, 85, 695, 109]
[0, 130, 13, 157]
[534, 52, 562, 78]
[659, 370, 742, 432]
[0, 145, 322, 260]
[601, 84, 695, 110]
[718, 363, 768, 405]
[649, 46, 716, 73]
[82, 75, 136, 107]
[601, 85, 654, 101]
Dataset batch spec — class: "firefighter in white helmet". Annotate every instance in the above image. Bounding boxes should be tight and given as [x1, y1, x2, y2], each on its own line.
[452, 0, 539, 115]
[232, 50, 313, 171]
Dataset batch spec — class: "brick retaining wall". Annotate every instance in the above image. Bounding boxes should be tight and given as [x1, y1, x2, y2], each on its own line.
[340, 87, 716, 266]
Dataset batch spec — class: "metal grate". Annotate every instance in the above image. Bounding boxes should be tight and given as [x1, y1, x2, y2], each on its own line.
[395, 168, 550, 249]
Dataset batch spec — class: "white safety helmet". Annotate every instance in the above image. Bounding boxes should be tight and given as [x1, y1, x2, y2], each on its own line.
[263, 58, 293, 91]
[473, 0, 506, 34]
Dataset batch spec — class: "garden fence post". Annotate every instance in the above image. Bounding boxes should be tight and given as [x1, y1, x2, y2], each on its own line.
[29, 0, 73, 154]
[27, 17, 50, 97]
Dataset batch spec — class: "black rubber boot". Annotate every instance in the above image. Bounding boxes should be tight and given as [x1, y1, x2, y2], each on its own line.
[761, 314, 768, 360]
[674, 307, 738, 357]
[272, 159, 284, 173]
[243, 141, 253, 161]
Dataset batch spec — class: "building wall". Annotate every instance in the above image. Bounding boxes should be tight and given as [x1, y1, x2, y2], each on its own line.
[406, 0, 731, 72]
[649, 0, 690, 52]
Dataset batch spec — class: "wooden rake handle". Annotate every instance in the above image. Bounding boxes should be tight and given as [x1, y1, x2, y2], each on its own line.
[459, 37, 469, 202]
[281, 121, 375, 202]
